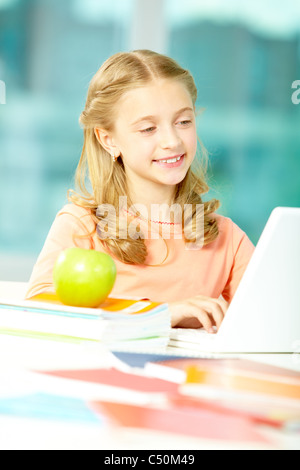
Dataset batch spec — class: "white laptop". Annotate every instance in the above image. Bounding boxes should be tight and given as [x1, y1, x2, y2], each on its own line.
[170, 207, 300, 353]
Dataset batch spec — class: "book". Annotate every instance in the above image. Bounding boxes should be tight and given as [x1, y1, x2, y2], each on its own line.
[38, 355, 300, 433]
[0, 363, 271, 448]
[89, 399, 270, 444]
[147, 357, 300, 429]
[41, 367, 180, 394]
[0, 392, 101, 424]
[32, 363, 271, 444]
[0, 293, 171, 349]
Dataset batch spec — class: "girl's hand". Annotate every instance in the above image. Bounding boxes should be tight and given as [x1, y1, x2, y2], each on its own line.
[168, 295, 229, 333]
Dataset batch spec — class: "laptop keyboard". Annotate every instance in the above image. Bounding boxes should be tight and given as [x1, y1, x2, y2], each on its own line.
[170, 327, 218, 342]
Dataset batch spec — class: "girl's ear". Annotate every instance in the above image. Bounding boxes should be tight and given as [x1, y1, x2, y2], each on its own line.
[94, 127, 119, 156]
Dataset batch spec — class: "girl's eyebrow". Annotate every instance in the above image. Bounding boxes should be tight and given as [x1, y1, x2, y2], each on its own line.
[131, 106, 194, 127]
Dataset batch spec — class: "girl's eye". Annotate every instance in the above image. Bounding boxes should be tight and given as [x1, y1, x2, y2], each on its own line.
[140, 127, 156, 134]
[177, 120, 192, 126]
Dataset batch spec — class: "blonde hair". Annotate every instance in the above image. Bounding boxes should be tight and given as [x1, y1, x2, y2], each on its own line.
[69, 49, 220, 264]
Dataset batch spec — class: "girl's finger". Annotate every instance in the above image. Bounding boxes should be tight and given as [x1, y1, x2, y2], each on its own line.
[189, 298, 225, 330]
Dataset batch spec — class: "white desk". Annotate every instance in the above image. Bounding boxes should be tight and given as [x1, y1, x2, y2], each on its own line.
[0, 282, 299, 450]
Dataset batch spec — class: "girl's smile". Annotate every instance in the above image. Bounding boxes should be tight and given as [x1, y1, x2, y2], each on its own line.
[152, 153, 185, 167]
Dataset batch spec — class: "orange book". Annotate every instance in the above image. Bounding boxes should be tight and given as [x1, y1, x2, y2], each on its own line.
[185, 364, 300, 400]
[139, 357, 300, 426]
[30, 292, 163, 314]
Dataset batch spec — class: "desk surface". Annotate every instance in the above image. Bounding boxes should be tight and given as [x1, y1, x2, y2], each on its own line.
[0, 281, 299, 450]
[2, 334, 299, 451]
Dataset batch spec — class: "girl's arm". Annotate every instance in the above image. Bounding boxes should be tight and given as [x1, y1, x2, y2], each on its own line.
[169, 219, 254, 333]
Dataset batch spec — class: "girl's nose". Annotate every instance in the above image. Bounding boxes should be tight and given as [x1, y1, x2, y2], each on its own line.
[159, 126, 181, 150]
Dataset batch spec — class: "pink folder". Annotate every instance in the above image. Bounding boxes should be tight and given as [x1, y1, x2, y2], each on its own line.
[89, 399, 269, 443]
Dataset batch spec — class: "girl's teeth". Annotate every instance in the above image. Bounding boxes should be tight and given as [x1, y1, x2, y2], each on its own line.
[159, 155, 182, 163]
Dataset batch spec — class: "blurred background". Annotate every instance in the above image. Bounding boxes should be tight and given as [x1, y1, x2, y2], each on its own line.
[0, 0, 300, 281]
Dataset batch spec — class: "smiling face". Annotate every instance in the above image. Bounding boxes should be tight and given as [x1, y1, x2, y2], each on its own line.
[97, 78, 198, 206]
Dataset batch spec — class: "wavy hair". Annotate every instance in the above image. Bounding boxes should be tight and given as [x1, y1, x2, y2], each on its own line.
[69, 49, 220, 264]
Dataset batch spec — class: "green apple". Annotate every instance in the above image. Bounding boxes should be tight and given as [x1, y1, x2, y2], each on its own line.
[53, 247, 117, 308]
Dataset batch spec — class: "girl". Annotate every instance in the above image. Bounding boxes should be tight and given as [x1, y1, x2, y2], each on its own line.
[26, 50, 254, 333]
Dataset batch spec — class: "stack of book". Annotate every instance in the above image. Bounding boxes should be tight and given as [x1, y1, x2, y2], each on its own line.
[87, 354, 300, 446]
[33, 353, 300, 447]
[0, 293, 171, 349]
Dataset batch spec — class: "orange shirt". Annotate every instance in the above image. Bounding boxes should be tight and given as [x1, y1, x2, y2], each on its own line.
[26, 203, 255, 303]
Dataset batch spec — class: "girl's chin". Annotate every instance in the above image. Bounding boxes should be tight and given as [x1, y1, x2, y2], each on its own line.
[157, 171, 188, 187]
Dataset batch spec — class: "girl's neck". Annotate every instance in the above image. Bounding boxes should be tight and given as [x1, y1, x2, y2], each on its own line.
[127, 177, 176, 209]
[129, 189, 176, 218]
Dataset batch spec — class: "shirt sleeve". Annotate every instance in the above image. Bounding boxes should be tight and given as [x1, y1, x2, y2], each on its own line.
[221, 221, 255, 303]
[25, 205, 97, 299]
